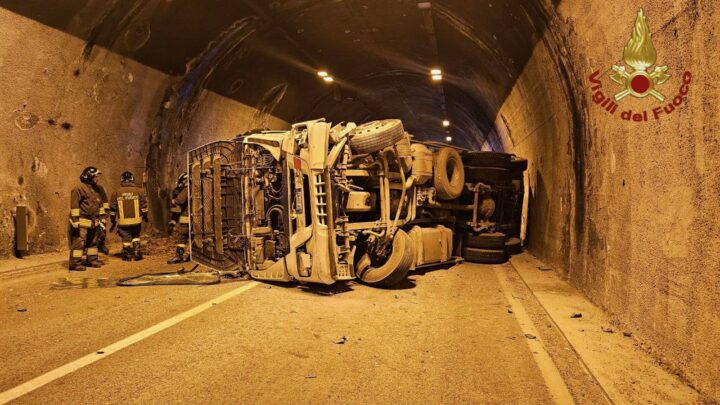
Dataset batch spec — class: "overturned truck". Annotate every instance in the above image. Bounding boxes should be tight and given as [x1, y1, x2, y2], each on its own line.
[187, 119, 525, 287]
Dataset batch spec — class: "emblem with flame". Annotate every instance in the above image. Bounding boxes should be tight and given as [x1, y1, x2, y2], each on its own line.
[609, 8, 670, 101]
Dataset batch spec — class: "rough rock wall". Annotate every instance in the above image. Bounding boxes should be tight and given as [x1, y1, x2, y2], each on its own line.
[498, 0, 719, 399]
[0, 9, 287, 258]
[0, 7, 165, 257]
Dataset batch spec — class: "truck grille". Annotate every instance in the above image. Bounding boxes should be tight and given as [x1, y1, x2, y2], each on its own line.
[314, 173, 327, 226]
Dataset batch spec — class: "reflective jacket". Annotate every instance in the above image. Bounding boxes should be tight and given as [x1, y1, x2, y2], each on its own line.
[170, 186, 189, 224]
[70, 183, 103, 228]
[109, 181, 148, 226]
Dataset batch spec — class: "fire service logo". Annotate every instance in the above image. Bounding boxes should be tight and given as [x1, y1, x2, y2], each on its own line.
[588, 8, 692, 122]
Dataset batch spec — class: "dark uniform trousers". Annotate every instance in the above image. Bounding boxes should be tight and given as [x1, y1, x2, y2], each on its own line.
[170, 185, 189, 253]
[69, 183, 104, 267]
[68, 224, 101, 265]
[117, 224, 142, 246]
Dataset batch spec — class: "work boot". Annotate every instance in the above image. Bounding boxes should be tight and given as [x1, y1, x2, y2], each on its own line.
[69, 263, 86, 272]
[84, 260, 102, 268]
[167, 247, 187, 264]
[121, 246, 133, 262]
[97, 241, 110, 255]
[133, 241, 143, 261]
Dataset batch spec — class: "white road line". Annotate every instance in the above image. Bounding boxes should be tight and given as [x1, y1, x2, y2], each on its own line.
[0, 281, 259, 404]
[493, 266, 575, 405]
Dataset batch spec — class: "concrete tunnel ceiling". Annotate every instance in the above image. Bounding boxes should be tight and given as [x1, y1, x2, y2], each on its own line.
[1, 0, 560, 149]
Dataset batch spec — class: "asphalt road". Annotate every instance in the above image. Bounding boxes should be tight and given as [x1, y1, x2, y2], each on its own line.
[0, 255, 596, 404]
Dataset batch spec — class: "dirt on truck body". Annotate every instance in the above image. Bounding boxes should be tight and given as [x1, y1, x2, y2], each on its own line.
[187, 118, 525, 287]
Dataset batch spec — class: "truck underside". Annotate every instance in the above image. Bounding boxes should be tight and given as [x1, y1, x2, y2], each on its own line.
[187, 118, 525, 287]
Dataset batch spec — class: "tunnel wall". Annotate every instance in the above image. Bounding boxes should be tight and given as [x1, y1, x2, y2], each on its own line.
[0, 8, 287, 259]
[499, 1, 719, 399]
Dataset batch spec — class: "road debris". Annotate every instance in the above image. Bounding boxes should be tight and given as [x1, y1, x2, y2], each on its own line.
[304, 374, 317, 379]
[16, 307, 27, 312]
[524, 334, 537, 340]
[333, 336, 348, 345]
[117, 269, 219, 286]
[507, 308, 514, 314]
[623, 331, 633, 337]
[601, 326, 615, 333]
[570, 312, 582, 318]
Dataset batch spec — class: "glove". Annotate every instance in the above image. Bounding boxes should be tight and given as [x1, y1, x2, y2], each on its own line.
[98, 220, 106, 231]
[69, 217, 79, 229]
[167, 220, 177, 235]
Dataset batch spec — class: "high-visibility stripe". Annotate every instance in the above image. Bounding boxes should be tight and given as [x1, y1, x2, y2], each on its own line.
[118, 217, 142, 226]
[170, 207, 182, 213]
[177, 244, 186, 248]
[78, 218, 93, 228]
[87, 248, 98, 255]
[118, 199, 141, 226]
[72, 250, 83, 258]
[131, 238, 141, 243]
[108, 211, 116, 216]
[141, 208, 149, 213]
[68, 219, 79, 228]
[70, 209, 80, 216]
[102, 203, 110, 209]
[98, 208, 106, 215]
[122, 242, 132, 247]
[179, 216, 190, 224]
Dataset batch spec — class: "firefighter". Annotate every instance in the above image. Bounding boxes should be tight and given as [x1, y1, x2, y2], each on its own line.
[108, 171, 149, 261]
[167, 172, 190, 264]
[96, 183, 111, 256]
[68, 167, 105, 271]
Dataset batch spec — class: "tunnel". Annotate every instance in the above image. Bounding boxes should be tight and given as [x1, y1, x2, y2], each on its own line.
[0, 0, 717, 403]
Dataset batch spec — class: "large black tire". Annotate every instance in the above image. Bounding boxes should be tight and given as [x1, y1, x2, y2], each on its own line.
[462, 247, 507, 264]
[510, 158, 528, 172]
[357, 230, 415, 287]
[462, 151, 512, 168]
[465, 166, 511, 184]
[465, 232, 506, 250]
[505, 237, 523, 255]
[349, 119, 406, 154]
[433, 147, 465, 200]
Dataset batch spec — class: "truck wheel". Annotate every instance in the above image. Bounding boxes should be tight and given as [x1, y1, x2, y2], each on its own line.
[357, 230, 415, 287]
[433, 147, 465, 200]
[464, 232, 506, 250]
[350, 119, 405, 154]
[462, 151, 511, 168]
[505, 237, 522, 255]
[465, 166, 511, 184]
[462, 247, 507, 264]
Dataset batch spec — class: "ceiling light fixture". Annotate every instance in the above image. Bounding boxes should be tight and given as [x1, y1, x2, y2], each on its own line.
[317, 71, 329, 77]
[431, 74, 442, 81]
[442, 120, 450, 127]
[445, 136, 452, 142]
[430, 68, 442, 75]
[323, 76, 334, 83]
